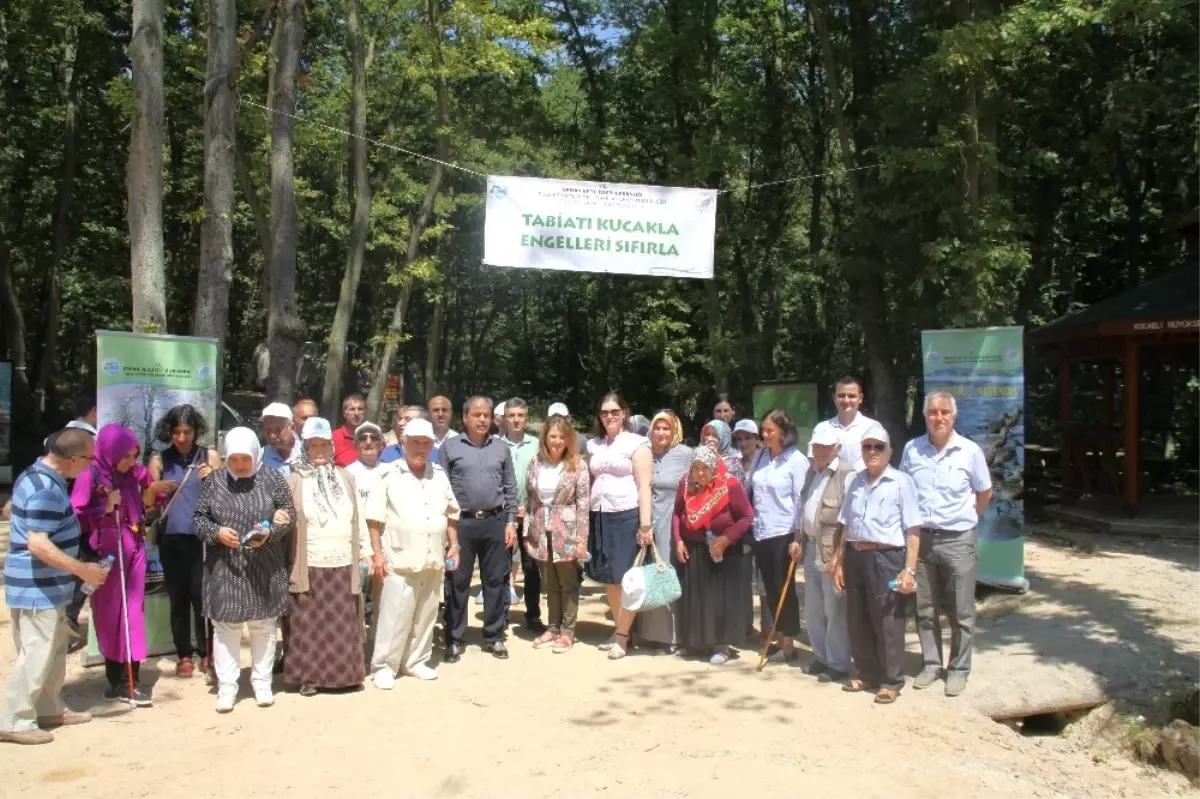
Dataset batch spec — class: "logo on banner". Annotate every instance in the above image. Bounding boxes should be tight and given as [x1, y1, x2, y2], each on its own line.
[927, 348, 942, 365]
[1003, 347, 1021, 365]
[490, 184, 508, 200]
[101, 358, 122, 377]
[196, 362, 214, 381]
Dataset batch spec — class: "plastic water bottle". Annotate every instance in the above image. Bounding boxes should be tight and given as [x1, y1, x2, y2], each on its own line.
[82, 555, 115, 595]
[706, 530, 723, 563]
[242, 519, 271, 547]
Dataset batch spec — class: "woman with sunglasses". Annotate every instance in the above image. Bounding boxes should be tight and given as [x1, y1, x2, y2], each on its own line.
[748, 409, 809, 665]
[586, 392, 653, 659]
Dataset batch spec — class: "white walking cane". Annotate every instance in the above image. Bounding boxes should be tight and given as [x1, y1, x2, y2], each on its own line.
[113, 504, 138, 705]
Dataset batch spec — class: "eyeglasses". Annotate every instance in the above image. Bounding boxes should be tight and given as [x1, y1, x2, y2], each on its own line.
[599, 409, 623, 418]
[357, 434, 381, 442]
[861, 442, 887, 452]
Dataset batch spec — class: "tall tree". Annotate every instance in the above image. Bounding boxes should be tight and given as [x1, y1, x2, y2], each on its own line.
[193, 0, 237, 348]
[128, 0, 167, 332]
[321, 0, 371, 415]
[265, 0, 304, 403]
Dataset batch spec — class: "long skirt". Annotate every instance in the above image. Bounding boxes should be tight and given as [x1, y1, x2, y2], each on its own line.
[284, 565, 365, 690]
[677, 539, 750, 650]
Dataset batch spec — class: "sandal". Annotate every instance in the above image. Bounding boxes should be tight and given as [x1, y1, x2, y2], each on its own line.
[842, 679, 877, 693]
[176, 657, 194, 678]
[532, 631, 558, 649]
[299, 685, 318, 697]
[551, 635, 574, 654]
[607, 632, 630, 660]
[874, 688, 900, 705]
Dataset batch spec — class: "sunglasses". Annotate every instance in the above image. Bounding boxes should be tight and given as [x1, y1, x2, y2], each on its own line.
[599, 409, 623, 418]
[357, 434, 381, 442]
[861, 442, 887, 452]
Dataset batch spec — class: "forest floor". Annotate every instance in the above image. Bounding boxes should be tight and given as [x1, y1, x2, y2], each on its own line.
[0, 523, 1196, 798]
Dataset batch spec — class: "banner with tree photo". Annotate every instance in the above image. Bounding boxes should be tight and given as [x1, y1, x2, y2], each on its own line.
[921, 326, 1027, 591]
[85, 331, 220, 664]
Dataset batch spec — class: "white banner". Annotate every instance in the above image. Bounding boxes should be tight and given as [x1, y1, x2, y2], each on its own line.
[483, 175, 717, 279]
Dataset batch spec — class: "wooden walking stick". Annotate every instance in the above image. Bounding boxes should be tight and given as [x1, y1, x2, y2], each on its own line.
[756, 557, 797, 672]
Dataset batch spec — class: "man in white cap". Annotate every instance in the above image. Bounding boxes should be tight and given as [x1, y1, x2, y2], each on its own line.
[547, 402, 588, 455]
[813, 376, 876, 472]
[492, 401, 507, 439]
[789, 423, 856, 683]
[901, 391, 992, 697]
[832, 423, 921, 704]
[261, 402, 301, 476]
[345, 422, 390, 509]
[366, 419, 459, 687]
[732, 419, 760, 486]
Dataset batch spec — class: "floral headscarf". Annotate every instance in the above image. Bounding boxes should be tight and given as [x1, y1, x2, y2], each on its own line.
[684, 444, 732, 532]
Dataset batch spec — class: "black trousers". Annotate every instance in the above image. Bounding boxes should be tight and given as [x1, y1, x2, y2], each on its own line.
[844, 545, 908, 691]
[508, 517, 542, 624]
[159, 534, 207, 659]
[64, 535, 99, 625]
[444, 516, 509, 645]
[753, 534, 801, 637]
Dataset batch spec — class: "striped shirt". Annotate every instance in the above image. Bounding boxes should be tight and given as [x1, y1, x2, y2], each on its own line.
[4, 461, 81, 609]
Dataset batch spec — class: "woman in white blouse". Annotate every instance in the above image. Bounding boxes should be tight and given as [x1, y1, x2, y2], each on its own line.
[284, 417, 370, 696]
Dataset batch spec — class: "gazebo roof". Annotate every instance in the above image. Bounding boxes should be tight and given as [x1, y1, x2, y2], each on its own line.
[1031, 267, 1200, 344]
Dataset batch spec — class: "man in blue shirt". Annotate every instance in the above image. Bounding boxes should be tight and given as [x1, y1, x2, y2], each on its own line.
[2, 428, 111, 745]
[379, 406, 430, 464]
[901, 391, 993, 697]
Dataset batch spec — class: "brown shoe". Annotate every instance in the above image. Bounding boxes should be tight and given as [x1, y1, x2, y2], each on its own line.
[874, 688, 900, 704]
[176, 657, 195, 678]
[0, 728, 54, 745]
[38, 710, 92, 728]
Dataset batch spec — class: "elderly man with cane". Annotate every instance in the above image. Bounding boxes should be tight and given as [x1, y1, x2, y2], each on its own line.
[901, 391, 993, 697]
[833, 423, 922, 705]
[439, 396, 518, 661]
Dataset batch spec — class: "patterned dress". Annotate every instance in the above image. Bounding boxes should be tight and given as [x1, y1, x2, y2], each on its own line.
[193, 467, 295, 623]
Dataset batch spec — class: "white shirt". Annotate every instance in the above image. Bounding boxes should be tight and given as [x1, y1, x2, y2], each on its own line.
[365, 459, 460, 573]
[345, 459, 392, 507]
[811, 412, 875, 472]
[587, 432, 650, 513]
[838, 466, 922, 547]
[301, 474, 359, 567]
[433, 428, 459, 448]
[900, 432, 992, 532]
[537, 462, 563, 505]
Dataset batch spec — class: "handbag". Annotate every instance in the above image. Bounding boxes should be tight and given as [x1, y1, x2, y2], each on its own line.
[144, 454, 199, 547]
[620, 541, 682, 612]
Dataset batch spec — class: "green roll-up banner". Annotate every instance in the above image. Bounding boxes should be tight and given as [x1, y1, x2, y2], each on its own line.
[921, 327, 1027, 591]
[752, 382, 819, 449]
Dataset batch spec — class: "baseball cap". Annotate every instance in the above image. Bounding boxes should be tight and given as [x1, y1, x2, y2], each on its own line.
[733, 419, 759, 436]
[860, 423, 890, 445]
[547, 402, 569, 417]
[403, 419, 435, 440]
[301, 417, 333, 440]
[495, 401, 506, 417]
[354, 421, 382, 439]
[810, 422, 841, 447]
[262, 402, 293, 421]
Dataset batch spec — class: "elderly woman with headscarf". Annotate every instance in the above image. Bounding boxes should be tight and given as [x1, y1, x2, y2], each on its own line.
[700, 419, 745, 483]
[284, 417, 369, 696]
[635, 410, 692, 651]
[71, 424, 176, 705]
[672, 445, 754, 664]
[194, 427, 295, 713]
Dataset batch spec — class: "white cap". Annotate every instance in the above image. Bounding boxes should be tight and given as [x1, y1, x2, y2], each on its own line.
[547, 402, 569, 417]
[495, 401, 506, 416]
[301, 417, 333, 440]
[733, 419, 759, 436]
[262, 402, 293, 421]
[354, 421, 382, 439]
[403, 419, 435, 441]
[860, 423, 890, 446]
[810, 422, 841, 447]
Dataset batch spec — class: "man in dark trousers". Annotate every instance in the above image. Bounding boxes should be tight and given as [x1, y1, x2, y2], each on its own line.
[439, 396, 517, 661]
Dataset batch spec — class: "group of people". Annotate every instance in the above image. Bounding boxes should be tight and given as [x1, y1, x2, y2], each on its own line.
[1, 376, 992, 743]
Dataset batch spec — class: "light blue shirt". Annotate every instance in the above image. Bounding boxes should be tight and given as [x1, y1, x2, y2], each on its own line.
[838, 466, 923, 547]
[262, 439, 301, 476]
[748, 447, 809, 541]
[900, 433, 992, 532]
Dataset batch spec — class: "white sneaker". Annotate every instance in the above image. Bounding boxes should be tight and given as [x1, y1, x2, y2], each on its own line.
[404, 663, 438, 681]
[216, 687, 236, 713]
[372, 670, 396, 690]
[474, 591, 484, 603]
[254, 687, 275, 707]
[508, 587, 519, 603]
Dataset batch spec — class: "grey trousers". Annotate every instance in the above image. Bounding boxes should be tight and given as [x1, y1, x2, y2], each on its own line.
[844, 546, 907, 691]
[803, 543, 851, 673]
[915, 528, 976, 674]
[1, 607, 68, 733]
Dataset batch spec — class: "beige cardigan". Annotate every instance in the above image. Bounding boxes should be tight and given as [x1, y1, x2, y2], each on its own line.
[286, 468, 364, 596]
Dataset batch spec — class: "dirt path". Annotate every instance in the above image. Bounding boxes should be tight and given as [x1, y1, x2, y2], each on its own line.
[1, 529, 1196, 798]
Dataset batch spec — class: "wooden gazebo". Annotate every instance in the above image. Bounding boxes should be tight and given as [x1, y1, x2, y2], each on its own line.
[1030, 266, 1200, 515]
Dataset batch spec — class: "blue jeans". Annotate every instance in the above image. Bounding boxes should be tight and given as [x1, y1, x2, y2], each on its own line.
[804, 542, 851, 673]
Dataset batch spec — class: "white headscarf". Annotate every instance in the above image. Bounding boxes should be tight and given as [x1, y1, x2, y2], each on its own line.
[222, 427, 263, 476]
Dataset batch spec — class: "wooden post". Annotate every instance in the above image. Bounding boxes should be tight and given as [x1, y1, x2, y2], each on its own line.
[1122, 338, 1140, 516]
[1103, 361, 1116, 493]
[1059, 353, 1072, 504]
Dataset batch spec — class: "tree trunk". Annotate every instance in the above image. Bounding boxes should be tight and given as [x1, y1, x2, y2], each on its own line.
[265, 0, 304, 403]
[128, 0, 167, 332]
[33, 21, 79, 399]
[194, 0, 237, 347]
[234, 130, 272, 302]
[424, 288, 445, 398]
[321, 0, 371, 416]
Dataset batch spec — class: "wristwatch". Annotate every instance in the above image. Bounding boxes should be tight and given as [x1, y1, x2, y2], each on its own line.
[902, 566, 916, 576]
